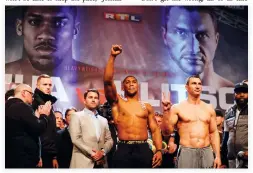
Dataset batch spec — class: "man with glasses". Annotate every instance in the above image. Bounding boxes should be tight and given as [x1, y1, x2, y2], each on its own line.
[32, 74, 59, 168]
[6, 84, 52, 168]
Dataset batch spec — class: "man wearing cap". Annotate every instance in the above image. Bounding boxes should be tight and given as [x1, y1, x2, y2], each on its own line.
[222, 82, 248, 168]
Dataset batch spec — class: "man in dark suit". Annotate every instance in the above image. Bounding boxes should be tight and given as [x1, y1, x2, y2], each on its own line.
[32, 74, 58, 168]
[5, 84, 51, 168]
[56, 108, 77, 168]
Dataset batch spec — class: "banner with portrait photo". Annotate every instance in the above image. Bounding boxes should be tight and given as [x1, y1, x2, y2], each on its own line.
[5, 6, 248, 112]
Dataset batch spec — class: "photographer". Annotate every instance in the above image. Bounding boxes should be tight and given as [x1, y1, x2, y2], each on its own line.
[98, 102, 117, 168]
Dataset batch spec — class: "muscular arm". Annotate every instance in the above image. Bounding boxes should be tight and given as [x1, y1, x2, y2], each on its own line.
[104, 45, 122, 105]
[209, 105, 221, 159]
[147, 104, 162, 151]
[161, 105, 178, 137]
[104, 54, 118, 105]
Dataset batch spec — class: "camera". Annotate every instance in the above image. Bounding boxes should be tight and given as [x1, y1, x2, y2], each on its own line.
[97, 101, 113, 122]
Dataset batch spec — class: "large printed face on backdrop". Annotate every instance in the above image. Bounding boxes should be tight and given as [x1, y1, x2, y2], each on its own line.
[16, 6, 78, 71]
[162, 7, 219, 75]
[5, 6, 248, 112]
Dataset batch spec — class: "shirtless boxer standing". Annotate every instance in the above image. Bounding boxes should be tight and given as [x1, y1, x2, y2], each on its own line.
[104, 45, 162, 168]
[162, 75, 221, 168]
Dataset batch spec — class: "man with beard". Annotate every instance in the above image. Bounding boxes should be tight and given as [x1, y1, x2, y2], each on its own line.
[162, 75, 221, 168]
[5, 6, 102, 109]
[32, 74, 58, 168]
[222, 82, 248, 168]
[104, 45, 162, 168]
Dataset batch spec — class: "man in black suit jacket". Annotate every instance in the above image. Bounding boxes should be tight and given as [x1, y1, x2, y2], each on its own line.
[5, 84, 51, 168]
[32, 74, 59, 168]
[56, 108, 77, 168]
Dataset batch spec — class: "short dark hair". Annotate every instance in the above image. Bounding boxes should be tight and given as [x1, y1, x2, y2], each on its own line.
[215, 109, 224, 118]
[122, 75, 138, 84]
[21, 6, 77, 21]
[84, 89, 100, 99]
[65, 107, 77, 117]
[185, 75, 201, 85]
[163, 6, 218, 33]
[5, 89, 15, 101]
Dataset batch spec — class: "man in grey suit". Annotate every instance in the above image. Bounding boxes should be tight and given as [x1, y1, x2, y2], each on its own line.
[69, 89, 113, 168]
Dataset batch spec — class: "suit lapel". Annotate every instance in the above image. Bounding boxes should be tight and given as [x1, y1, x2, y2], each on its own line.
[98, 117, 104, 143]
[84, 109, 97, 139]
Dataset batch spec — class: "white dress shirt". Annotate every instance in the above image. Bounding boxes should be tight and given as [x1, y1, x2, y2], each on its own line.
[85, 109, 101, 141]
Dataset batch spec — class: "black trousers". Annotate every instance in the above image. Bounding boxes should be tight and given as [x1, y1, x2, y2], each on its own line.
[112, 143, 153, 168]
[94, 163, 104, 168]
[41, 154, 53, 168]
[161, 153, 175, 168]
[6, 161, 37, 168]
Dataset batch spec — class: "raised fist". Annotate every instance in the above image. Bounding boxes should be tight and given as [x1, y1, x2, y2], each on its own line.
[111, 44, 122, 57]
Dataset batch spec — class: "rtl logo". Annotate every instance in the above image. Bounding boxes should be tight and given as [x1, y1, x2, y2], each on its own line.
[104, 12, 142, 22]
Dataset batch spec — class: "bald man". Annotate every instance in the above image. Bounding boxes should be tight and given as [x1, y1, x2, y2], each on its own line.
[5, 84, 52, 168]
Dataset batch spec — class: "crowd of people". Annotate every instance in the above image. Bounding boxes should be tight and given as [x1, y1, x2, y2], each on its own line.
[5, 45, 248, 169]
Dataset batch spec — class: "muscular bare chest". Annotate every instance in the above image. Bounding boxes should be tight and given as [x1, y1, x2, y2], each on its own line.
[178, 104, 211, 124]
[113, 101, 148, 125]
